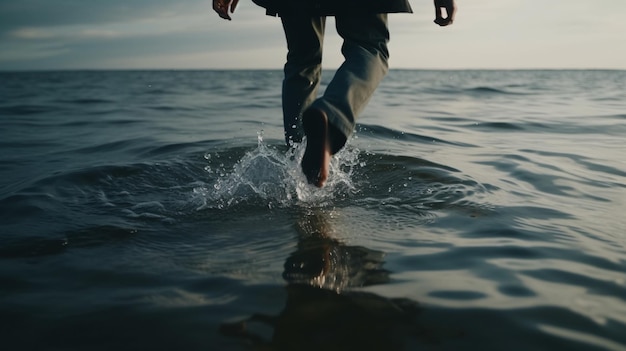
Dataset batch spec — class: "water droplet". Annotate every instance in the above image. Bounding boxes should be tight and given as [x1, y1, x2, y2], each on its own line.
[196, 129, 360, 210]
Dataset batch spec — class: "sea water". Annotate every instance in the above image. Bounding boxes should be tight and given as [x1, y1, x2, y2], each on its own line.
[0, 70, 625, 350]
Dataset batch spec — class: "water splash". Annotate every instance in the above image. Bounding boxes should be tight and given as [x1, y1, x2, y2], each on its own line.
[194, 132, 360, 210]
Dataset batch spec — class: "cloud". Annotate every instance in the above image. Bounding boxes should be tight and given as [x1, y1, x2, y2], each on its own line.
[0, 2, 286, 70]
[9, 27, 55, 40]
[0, 0, 208, 33]
[0, 41, 68, 62]
[8, 27, 126, 40]
[0, 0, 288, 67]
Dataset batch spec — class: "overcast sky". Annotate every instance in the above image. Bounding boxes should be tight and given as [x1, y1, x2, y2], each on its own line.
[1, 0, 624, 70]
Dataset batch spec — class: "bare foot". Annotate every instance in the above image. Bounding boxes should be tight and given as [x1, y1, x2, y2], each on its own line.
[301, 108, 331, 187]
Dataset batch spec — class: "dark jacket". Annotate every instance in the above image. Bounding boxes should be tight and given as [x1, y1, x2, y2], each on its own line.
[252, 0, 413, 17]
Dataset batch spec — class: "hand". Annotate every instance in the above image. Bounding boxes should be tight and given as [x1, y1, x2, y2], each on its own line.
[213, 0, 239, 20]
[434, 0, 456, 26]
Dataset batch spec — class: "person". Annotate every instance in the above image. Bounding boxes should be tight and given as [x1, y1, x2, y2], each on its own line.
[212, 0, 456, 187]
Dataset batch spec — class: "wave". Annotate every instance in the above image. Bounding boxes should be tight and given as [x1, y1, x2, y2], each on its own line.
[465, 86, 521, 95]
[358, 124, 473, 147]
[55, 98, 114, 105]
[0, 104, 62, 116]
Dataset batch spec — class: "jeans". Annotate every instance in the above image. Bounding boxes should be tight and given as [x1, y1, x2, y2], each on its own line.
[281, 12, 390, 153]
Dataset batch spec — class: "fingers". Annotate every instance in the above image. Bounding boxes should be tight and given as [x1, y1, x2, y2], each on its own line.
[230, 0, 239, 13]
[213, 0, 235, 20]
[433, 0, 456, 27]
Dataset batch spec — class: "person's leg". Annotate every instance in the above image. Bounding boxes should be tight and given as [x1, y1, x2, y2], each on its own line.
[301, 13, 389, 187]
[309, 13, 390, 154]
[280, 15, 326, 147]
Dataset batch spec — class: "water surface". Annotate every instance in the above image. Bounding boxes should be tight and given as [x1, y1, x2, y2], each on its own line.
[1, 70, 625, 350]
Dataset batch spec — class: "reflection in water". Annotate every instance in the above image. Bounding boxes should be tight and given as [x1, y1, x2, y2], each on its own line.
[220, 210, 436, 350]
[283, 210, 390, 292]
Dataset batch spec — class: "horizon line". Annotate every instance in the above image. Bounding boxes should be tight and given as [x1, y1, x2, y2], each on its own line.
[2, 67, 625, 73]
